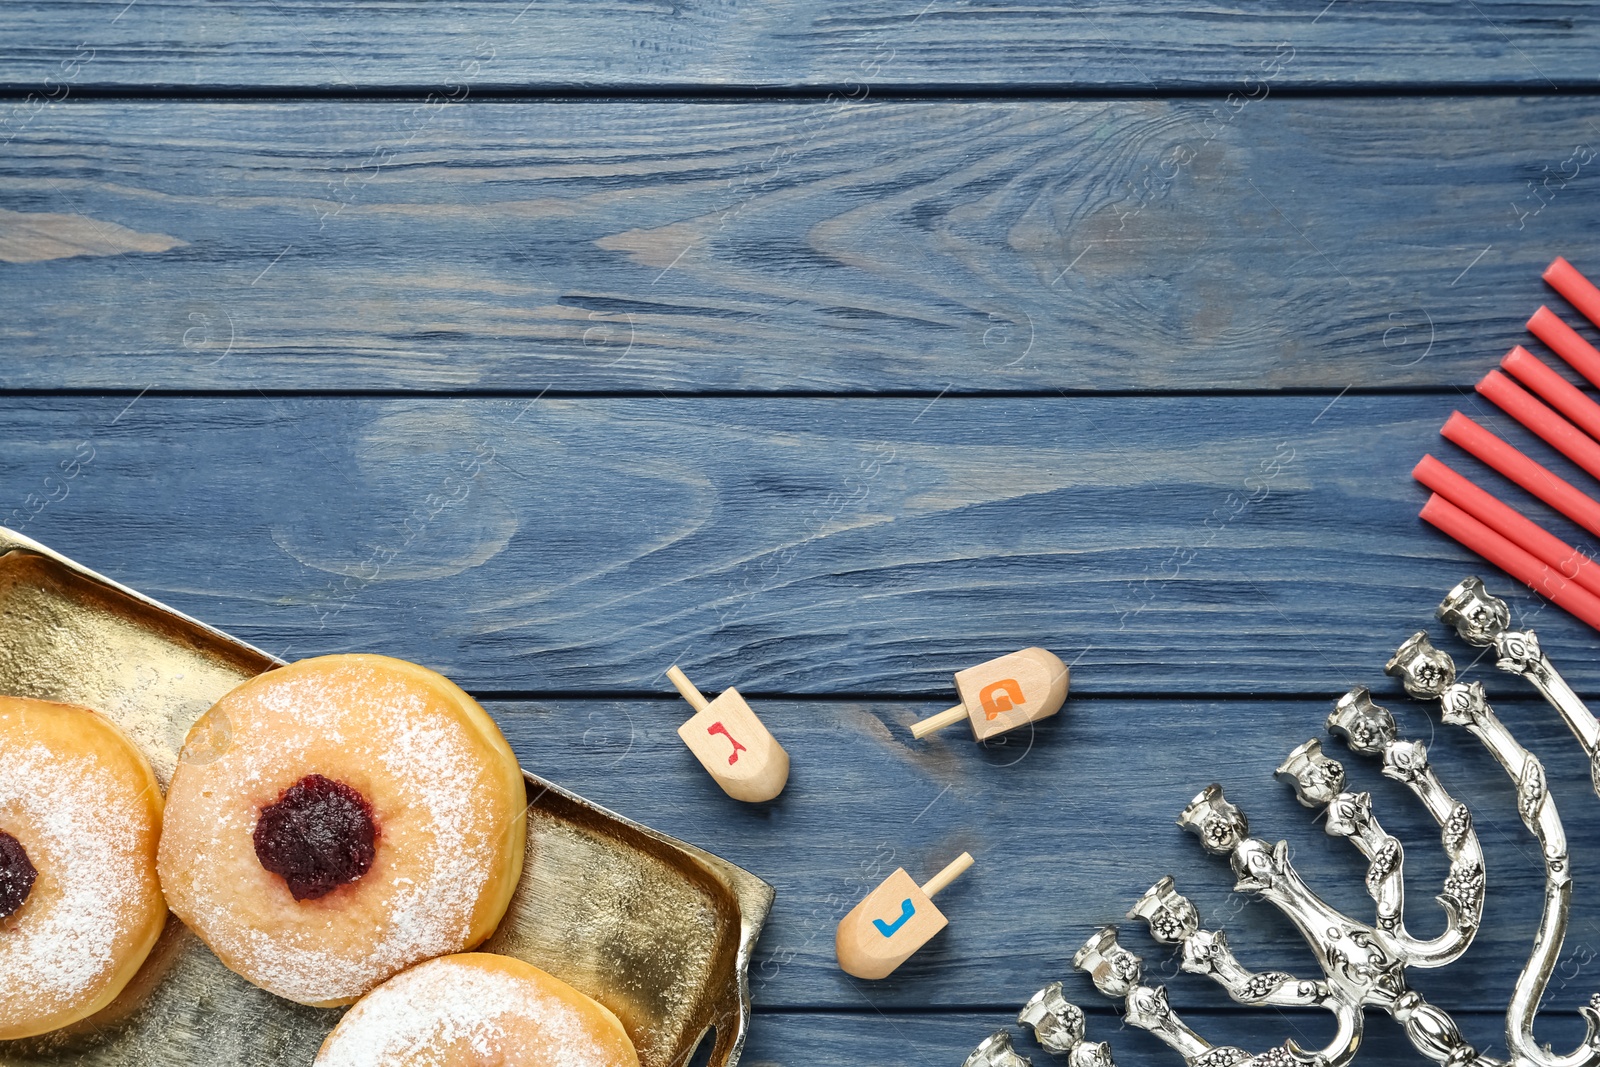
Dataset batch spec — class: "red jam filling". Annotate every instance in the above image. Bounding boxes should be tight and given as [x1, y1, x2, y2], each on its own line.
[0, 830, 36, 922]
[252, 775, 378, 901]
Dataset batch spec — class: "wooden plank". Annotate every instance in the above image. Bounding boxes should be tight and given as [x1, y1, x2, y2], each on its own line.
[7, 394, 1600, 696]
[744, 1009, 1568, 1067]
[1, 2, 1597, 91]
[2, 98, 1598, 392]
[496, 695, 1600, 1017]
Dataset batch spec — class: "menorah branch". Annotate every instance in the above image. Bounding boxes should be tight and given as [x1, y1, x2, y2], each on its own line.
[1318, 690, 1486, 965]
[1388, 632, 1599, 1067]
[1440, 577, 1600, 796]
[1275, 737, 1475, 969]
[1128, 877, 1361, 1067]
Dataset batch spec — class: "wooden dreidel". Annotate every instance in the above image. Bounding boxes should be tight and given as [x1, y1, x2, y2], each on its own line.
[909, 647, 1069, 741]
[835, 852, 974, 980]
[665, 665, 789, 802]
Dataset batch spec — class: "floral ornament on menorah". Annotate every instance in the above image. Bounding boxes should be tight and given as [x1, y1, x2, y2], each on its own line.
[965, 577, 1600, 1067]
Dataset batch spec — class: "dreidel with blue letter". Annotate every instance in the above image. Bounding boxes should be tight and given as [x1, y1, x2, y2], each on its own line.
[666, 665, 790, 802]
[835, 852, 974, 979]
[910, 647, 1069, 741]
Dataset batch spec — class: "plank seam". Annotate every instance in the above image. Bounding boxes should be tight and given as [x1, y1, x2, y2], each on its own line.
[5, 84, 1600, 101]
[465, 691, 1582, 704]
[748, 1006, 1554, 1016]
[0, 387, 1484, 401]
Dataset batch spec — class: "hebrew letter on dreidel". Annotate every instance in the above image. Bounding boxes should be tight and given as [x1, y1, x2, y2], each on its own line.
[666, 665, 790, 802]
[836, 853, 973, 979]
[707, 721, 748, 765]
[979, 678, 1025, 720]
[873, 898, 916, 937]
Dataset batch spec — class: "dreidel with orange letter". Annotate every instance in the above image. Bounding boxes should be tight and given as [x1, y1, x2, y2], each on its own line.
[836, 852, 974, 979]
[665, 665, 790, 802]
[909, 647, 1069, 741]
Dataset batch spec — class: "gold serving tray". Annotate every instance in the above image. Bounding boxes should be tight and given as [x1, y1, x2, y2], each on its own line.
[0, 528, 772, 1067]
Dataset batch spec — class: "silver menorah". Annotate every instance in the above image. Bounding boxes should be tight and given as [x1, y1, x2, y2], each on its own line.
[967, 577, 1600, 1067]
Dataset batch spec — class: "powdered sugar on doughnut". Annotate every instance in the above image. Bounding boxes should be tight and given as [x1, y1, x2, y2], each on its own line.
[315, 958, 598, 1067]
[169, 659, 510, 1005]
[0, 743, 147, 1008]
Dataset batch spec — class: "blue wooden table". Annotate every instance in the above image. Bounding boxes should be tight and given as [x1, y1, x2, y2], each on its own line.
[6, 4, 1600, 1064]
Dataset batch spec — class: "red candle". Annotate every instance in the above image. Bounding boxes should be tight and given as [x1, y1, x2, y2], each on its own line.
[1526, 306, 1600, 389]
[1500, 346, 1600, 443]
[1413, 453, 1600, 598]
[1440, 411, 1600, 540]
[1420, 493, 1600, 633]
[1477, 369, 1600, 482]
[1545, 257, 1600, 332]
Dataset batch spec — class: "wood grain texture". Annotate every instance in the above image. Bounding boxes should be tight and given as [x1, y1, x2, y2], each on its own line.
[742, 1009, 1581, 1067]
[5, 19, 1600, 1058]
[0, 1, 1597, 90]
[3, 99, 1599, 392]
[8, 394, 1600, 696]
[496, 694, 1600, 1021]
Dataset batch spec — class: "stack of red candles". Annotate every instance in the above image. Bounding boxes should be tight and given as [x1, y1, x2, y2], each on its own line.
[1418, 257, 1600, 632]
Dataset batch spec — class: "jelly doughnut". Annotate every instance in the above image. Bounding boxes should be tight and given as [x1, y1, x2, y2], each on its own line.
[158, 654, 527, 1007]
[314, 952, 640, 1067]
[0, 695, 166, 1040]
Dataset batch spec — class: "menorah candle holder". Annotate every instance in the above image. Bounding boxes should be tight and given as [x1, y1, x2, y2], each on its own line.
[1019, 981, 1115, 1067]
[966, 1030, 1035, 1067]
[1013, 577, 1600, 1067]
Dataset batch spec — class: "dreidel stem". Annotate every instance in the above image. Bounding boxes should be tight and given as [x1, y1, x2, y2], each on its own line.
[666, 665, 711, 712]
[910, 704, 968, 739]
[921, 852, 974, 898]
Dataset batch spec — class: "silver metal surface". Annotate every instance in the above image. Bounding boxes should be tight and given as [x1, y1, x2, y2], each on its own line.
[966, 1030, 1034, 1067]
[0, 527, 773, 1067]
[1018, 982, 1116, 1067]
[1387, 628, 1600, 1067]
[1025, 578, 1600, 1067]
[1438, 576, 1600, 794]
[1019, 982, 1083, 1056]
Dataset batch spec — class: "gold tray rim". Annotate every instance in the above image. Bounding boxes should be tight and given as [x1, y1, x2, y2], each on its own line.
[514, 767, 775, 1065]
[0, 525, 775, 1067]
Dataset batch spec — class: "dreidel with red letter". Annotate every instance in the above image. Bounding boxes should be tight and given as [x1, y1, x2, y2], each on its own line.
[836, 852, 974, 979]
[665, 665, 790, 802]
[910, 648, 1069, 741]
